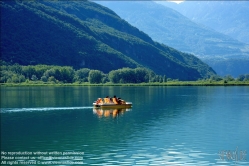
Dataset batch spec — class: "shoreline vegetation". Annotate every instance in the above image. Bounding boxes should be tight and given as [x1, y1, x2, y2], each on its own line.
[1, 80, 249, 87]
[1, 62, 249, 86]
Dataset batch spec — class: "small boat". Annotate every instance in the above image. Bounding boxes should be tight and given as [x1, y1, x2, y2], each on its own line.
[93, 97, 132, 108]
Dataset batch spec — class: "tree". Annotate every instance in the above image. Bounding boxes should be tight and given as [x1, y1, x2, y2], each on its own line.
[88, 70, 103, 84]
[31, 75, 38, 81]
[10, 64, 22, 74]
[108, 70, 121, 83]
[10, 74, 25, 83]
[163, 75, 167, 82]
[237, 74, 249, 81]
[159, 76, 163, 83]
[48, 76, 56, 83]
[35, 65, 52, 79]
[41, 75, 48, 82]
[0, 70, 13, 83]
[108, 67, 154, 83]
[22, 66, 36, 80]
[245, 74, 249, 81]
[224, 75, 234, 82]
[60, 67, 74, 83]
[101, 74, 109, 83]
[210, 75, 223, 81]
[74, 68, 90, 82]
[44, 68, 56, 79]
[135, 68, 149, 83]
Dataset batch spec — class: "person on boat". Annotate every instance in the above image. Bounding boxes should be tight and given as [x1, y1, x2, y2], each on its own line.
[118, 97, 126, 104]
[112, 95, 120, 104]
[118, 97, 123, 104]
[96, 98, 103, 104]
[104, 96, 112, 103]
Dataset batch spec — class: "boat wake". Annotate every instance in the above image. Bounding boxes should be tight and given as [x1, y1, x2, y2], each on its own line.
[1, 106, 93, 113]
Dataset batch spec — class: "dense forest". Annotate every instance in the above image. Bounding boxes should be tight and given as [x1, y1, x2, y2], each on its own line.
[1, 0, 216, 81]
[0, 61, 167, 84]
[1, 61, 248, 84]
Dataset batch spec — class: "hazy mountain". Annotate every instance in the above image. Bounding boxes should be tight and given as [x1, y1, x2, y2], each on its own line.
[158, 1, 249, 44]
[0, 0, 216, 81]
[98, 1, 249, 77]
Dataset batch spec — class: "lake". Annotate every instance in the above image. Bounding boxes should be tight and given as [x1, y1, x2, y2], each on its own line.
[1, 86, 249, 165]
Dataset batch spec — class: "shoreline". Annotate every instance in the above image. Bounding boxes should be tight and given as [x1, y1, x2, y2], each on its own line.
[1, 81, 249, 87]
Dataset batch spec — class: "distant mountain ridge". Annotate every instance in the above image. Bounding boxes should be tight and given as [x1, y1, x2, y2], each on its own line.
[158, 1, 249, 44]
[0, 0, 216, 81]
[98, 1, 249, 77]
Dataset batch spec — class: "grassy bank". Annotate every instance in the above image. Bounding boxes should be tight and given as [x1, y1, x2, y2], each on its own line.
[1, 80, 249, 87]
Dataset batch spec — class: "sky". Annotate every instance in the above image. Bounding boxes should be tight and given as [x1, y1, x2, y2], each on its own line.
[170, 1, 184, 4]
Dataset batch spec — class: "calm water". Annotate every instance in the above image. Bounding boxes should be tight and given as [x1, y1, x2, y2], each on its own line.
[1, 86, 249, 165]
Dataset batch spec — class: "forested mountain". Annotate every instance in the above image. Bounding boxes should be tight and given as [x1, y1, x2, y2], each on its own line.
[98, 1, 249, 77]
[158, 1, 249, 44]
[0, 0, 216, 81]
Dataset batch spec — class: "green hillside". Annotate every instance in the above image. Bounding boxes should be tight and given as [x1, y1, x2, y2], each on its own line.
[1, 0, 216, 81]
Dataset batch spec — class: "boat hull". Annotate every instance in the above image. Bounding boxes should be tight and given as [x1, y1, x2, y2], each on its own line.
[93, 102, 132, 109]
